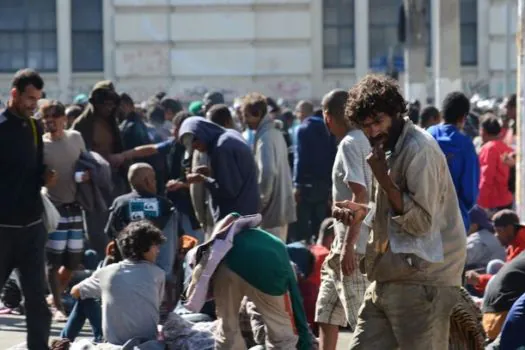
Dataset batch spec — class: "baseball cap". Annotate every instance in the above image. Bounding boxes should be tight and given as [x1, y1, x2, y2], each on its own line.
[73, 94, 88, 105]
[189, 100, 203, 116]
[469, 205, 493, 232]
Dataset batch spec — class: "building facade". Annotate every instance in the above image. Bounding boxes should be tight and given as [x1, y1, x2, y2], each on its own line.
[0, 0, 517, 103]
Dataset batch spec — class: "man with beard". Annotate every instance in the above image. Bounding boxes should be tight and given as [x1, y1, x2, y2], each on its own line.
[72, 81, 126, 257]
[333, 75, 466, 350]
[0, 69, 51, 349]
[41, 100, 89, 321]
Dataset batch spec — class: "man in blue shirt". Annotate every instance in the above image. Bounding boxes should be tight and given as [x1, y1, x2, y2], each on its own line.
[292, 100, 337, 243]
[428, 92, 480, 232]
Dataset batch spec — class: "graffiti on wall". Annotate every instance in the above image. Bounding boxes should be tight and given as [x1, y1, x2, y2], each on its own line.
[462, 79, 490, 97]
[266, 81, 311, 101]
[176, 86, 238, 102]
[116, 47, 170, 77]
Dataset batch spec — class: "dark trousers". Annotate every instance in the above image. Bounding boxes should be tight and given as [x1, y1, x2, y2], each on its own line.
[83, 210, 109, 259]
[0, 222, 51, 350]
[60, 298, 103, 342]
[291, 183, 330, 243]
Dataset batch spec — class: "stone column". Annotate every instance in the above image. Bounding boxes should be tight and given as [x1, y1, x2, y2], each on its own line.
[403, 0, 428, 104]
[432, 0, 462, 105]
[56, 0, 72, 102]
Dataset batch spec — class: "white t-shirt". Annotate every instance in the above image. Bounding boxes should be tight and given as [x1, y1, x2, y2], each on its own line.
[331, 129, 372, 255]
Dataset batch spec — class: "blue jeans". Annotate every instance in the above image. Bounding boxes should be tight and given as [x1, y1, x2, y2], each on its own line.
[60, 298, 103, 342]
[156, 212, 178, 282]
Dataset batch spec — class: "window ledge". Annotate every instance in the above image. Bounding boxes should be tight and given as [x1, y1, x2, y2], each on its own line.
[71, 72, 105, 79]
[323, 68, 356, 75]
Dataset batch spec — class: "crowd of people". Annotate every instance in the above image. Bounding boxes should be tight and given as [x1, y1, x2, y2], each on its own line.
[0, 67, 524, 350]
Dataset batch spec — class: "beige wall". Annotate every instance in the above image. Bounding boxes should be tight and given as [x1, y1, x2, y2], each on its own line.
[0, 0, 516, 104]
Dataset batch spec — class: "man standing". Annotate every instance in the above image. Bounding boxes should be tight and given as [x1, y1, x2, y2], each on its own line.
[241, 93, 296, 241]
[293, 100, 336, 243]
[315, 90, 371, 350]
[478, 114, 514, 213]
[202, 91, 225, 115]
[119, 93, 152, 151]
[178, 117, 259, 222]
[428, 92, 480, 232]
[0, 69, 51, 349]
[72, 80, 125, 193]
[41, 100, 88, 321]
[336, 75, 466, 350]
[72, 81, 125, 257]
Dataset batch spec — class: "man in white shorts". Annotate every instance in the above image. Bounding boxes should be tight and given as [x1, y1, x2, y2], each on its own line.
[315, 89, 372, 350]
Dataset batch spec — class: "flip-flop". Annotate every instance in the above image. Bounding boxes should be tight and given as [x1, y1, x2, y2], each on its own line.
[0, 307, 13, 314]
[53, 310, 68, 322]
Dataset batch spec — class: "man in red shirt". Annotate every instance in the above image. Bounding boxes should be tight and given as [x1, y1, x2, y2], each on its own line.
[477, 114, 514, 212]
[466, 210, 525, 293]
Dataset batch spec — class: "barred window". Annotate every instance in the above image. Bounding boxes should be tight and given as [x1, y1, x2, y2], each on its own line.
[71, 0, 103, 72]
[323, 0, 355, 68]
[0, 0, 57, 72]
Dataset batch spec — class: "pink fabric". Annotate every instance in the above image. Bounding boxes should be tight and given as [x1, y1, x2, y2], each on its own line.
[184, 214, 262, 312]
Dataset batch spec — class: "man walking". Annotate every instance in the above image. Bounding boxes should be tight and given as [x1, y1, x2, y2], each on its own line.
[41, 100, 88, 321]
[316, 89, 371, 350]
[0, 69, 51, 349]
[335, 75, 466, 350]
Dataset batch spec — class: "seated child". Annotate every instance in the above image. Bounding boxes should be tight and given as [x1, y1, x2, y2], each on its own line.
[70, 221, 166, 345]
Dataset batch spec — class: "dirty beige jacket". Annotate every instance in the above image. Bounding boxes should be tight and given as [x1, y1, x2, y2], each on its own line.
[364, 119, 466, 287]
[253, 116, 296, 228]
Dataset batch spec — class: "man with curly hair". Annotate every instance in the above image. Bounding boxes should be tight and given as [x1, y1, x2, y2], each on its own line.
[70, 221, 166, 345]
[332, 74, 466, 349]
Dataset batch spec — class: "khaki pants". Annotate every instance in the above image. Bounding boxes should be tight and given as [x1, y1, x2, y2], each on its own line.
[212, 263, 298, 350]
[265, 224, 288, 242]
[349, 282, 459, 350]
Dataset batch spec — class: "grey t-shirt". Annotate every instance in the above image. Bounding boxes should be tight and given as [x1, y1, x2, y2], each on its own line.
[43, 130, 86, 205]
[78, 260, 165, 345]
[331, 129, 372, 255]
[466, 229, 506, 270]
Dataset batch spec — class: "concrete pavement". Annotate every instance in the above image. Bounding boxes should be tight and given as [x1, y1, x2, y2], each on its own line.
[0, 314, 353, 349]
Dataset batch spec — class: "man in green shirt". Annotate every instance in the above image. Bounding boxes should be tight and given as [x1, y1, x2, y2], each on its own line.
[212, 219, 311, 350]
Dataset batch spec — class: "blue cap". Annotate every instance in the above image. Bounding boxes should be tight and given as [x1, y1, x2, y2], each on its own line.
[73, 93, 88, 105]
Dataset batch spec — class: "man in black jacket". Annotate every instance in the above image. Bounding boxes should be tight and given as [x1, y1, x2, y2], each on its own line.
[0, 69, 52, 349]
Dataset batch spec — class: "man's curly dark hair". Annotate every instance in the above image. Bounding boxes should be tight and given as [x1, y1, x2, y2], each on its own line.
[345, 74, 407, 126]
[116, 221, 166, 261]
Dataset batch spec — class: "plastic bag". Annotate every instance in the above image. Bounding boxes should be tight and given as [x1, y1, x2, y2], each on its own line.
[41, 188, 60, 233]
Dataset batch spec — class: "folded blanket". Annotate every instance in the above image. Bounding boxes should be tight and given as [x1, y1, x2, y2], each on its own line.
[184, 213, 262, 312]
